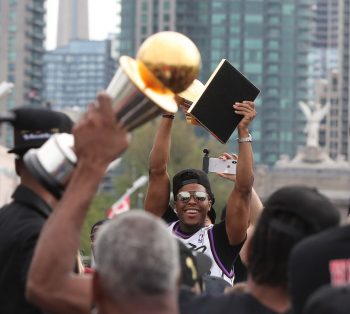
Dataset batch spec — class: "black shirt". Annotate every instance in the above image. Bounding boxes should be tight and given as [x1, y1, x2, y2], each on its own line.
[181, 292, 287, 314]
[0, 185, 52, 314]
[289, 225, 350, 314]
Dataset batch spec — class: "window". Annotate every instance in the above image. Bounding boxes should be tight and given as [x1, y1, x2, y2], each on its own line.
[141, 14, 148, 23]
[163, 14, 170, 22]
[163, 1, 170, 10]
[7, 51, 16, 61]
[212, 14, 226, 24]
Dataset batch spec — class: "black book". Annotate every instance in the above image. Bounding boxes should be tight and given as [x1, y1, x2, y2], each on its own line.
[187, 59, 260, 143]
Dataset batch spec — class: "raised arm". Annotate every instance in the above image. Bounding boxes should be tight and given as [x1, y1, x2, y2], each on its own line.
[26, 93, 130, 314]
[225, 101, 256, 245]
[144, 114, 174, 216]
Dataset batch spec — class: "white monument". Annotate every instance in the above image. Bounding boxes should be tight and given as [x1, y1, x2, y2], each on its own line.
[0, 81, 14, 101]
[255, 100, 350, 219]
[298, 100, 330, 148]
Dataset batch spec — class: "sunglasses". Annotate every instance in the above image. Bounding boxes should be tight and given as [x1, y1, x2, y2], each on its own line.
[176, 191, 209, 203]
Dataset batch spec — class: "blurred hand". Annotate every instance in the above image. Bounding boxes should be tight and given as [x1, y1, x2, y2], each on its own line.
[216, 152, 238, 182]
[233, 101, 256, 130]
[73, 92, 130, 168]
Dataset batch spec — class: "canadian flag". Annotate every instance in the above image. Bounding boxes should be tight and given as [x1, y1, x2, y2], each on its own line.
[107, 195, 131, 219]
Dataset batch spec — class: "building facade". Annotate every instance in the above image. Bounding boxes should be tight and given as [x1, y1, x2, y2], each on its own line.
[307, 0, 339, 100]
[44, 40, 116, 110]
[0, 0, 46, 147]
[117, 0, 314, 165]
[338, 0, 350, 162]
[56, 0, 89, 48]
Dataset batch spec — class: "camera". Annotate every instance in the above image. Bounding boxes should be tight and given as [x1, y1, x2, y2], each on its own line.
[202, 149, 236, 175]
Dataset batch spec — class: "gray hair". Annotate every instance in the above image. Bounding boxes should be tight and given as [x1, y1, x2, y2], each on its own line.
[94, 210, 179, 302]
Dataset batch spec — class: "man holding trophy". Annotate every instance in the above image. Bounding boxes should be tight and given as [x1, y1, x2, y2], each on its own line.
[144, 100, 256, 287]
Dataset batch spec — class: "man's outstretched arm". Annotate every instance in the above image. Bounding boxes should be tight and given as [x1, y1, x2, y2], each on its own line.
[144, 115, 174, 217]
[26, 93, 130, 314]
[225, 101, 256, 246]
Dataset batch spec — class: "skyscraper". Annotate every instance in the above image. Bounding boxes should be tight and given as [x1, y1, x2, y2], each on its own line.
[0, 0, 46, 147]
[308, 0, 339, 99]
[56, 0, 89, 48]
[337, 0, 350, 161]
[44, 40, 116, 110]
[117, 0, 314, 165]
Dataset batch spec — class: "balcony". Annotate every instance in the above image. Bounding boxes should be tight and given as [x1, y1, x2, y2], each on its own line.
[26, 3, 45, 14]
[25, 57, 44, 66]
[26, 30, 45, 41]
[26, 17, 45, 27]
[25, 43, 45, 53]
[25, 68, 43, 78]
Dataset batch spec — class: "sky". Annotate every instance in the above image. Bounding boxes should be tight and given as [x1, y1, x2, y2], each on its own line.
[46, 0, 119, 50]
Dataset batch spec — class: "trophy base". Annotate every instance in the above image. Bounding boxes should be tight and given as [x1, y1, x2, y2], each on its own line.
[24, 149, 65, 199]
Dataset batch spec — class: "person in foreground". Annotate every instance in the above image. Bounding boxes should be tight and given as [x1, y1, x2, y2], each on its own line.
[302, 284, 350, 314]
[145, 101, 257, 285]
[25, 93, 182, 314]
[180, 186, 340, 314]
[0, 107, 73, 314]
[288, 215, 348, 313]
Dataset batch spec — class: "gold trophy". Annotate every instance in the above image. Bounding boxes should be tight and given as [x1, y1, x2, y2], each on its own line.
[176, 79, 205, 125]
[107, 31, 201, 131]
[24, 31, 202, 198]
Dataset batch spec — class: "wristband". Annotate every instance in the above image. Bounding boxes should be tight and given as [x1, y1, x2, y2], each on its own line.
[162, 114, 175, 119]
[237, 133, 252, 143]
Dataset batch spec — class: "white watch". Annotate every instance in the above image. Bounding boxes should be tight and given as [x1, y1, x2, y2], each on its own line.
[237, 133, 252, 143]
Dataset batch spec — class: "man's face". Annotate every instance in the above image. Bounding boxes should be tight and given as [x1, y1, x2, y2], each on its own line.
[175, 183, 211, 230]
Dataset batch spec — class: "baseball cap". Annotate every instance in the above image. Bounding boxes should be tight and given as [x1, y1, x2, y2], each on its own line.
[8, 106, 73, 155]
[178, 240, 212, 288]
[264, 186, 340, 236]
[303, 285, 350, 314]
[173, 168, 216, 223]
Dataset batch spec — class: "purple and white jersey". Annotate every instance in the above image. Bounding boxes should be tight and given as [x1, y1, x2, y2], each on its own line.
[168, 220, 239, 285]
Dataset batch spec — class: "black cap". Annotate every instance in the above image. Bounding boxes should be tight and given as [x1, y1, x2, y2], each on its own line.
[8, 107, 73, 156]
[173, 168, 216, 223]
[303, 285, 350, 314]
[264, 186, 340, 236]
[178, 240, 212, 288]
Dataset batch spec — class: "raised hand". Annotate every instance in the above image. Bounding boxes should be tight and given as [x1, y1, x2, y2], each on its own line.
[73, 92, 130, 169]
[233, 101, 256, 131]
[217, 152, 238, 182]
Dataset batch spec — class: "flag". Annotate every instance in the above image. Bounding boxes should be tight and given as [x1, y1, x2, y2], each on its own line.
[107, 195, 131, 219]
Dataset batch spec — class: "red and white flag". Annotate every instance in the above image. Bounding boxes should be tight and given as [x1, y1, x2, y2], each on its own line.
[106, 176, 148, 219]
[107, 195, 131, 219]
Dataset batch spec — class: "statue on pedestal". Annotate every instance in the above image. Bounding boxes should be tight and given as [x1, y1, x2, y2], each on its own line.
[0, 81, 14, 101]
[298, 101, 330, 147]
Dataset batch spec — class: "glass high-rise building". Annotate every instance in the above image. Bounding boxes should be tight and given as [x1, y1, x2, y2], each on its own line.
[308, 0, 339, 100]
[117, 0, 314, 165]
[0, 0, 46, 147]
[44, 40, 116, 110]
[338, 0, 350, 161]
